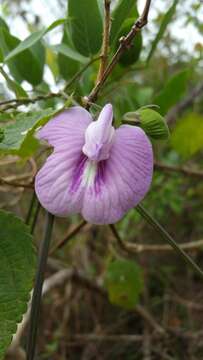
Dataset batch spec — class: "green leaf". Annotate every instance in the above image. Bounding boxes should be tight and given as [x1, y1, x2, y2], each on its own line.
[104, 259, 143, 309]
[124, 108, 169, 140]
[146, 0, 179, 63]
[110, 0, 136, 44]
[52, 43, 88, 63]
[171, 113, 203, 159]
[68, 0, 103, 56]
[0, 210, 36, 359]
[0, 66, 28, 98]
[154, 69, 189, 115]
[0, 108, 59, 157]
[0, 17, 8, 32]
[0, 27, 45, 86]
[57, 30, 80, 81]
[4, 19, 66, 62]
[0, 128, 4, 142]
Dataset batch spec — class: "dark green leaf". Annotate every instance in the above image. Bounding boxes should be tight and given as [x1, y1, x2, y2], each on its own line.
[171, 113, 203, 159]
[118, 17, 142, 66]
[104, 259, 143, 309]
[0, 128, 4, 142]
[0, 210, 36, 359]
[68, 0, 103, 56]
[110, 0, 136, 44]
[146, 0, 179, 62]
[154, 69, 189, 115]
[57, 30, 80, 80]
[0, 108, 60, 157]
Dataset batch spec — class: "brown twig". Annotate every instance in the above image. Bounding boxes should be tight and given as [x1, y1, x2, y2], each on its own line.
[49, 220, 87, 255]
[155, 161, 203, 178]
[86, 0, 152, 105]
[110, 224, 203, 253]
[96, 0, 111, 84]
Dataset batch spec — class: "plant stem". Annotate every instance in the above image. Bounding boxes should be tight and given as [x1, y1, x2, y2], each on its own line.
[30, 201, 41, 235]
[86, 0, 152, 104]
[96, 0, 111, 84]
[26, 212, 54, 360]
[25, 192, 36, 225]
[136, 204, 203, 279]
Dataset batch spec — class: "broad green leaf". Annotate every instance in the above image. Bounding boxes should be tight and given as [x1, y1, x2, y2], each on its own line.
[0, 17, 8, 31]
[68, 0, 103, 56]
[171, 113, 203, 159]
[0, 108, 60, 157]
[110, 0, 136, 44]
[124, 108, 169, 140]
[0, 27, 45, 86]
[146, 0, 179, 62]
[52, 43, 88, 64]
[154, 69, 189, 115]
[4, 19, 66, 62]
[0, 66, 28, 98]
[57, 30, 80, 81]
[104, 259, 143, 309]
[0, 210, 36, 359]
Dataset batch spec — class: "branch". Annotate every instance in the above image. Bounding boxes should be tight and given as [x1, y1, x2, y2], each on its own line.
[154, 161, 203, 178]
[86, 0, 152, 105]
[0, 57, 101, 112]
[109, 224, 203, 253]
[96, 0, 111, 84]
[49, 220, 87, 255]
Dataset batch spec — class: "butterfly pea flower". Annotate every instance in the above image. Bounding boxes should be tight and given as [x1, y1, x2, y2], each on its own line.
[35, 104, 153, 225]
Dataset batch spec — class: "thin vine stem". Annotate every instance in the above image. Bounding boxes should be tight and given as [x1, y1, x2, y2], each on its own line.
[26, 212, 54, 360]
[136, 204, 203, 279]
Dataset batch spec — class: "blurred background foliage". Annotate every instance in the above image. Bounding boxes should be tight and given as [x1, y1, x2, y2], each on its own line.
[0, 0, 203, 359]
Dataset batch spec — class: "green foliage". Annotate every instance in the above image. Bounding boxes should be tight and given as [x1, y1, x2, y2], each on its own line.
[0, 67, 28, 98]
[147, 0, 179, 62]
[104, 259, 143, 309]
[52, 43, 88, 64]
[0, 108, 59, 157]
[0, 27, 45, 86]
[68, 0, 103, 57]
[4, 19, 66, 62]
[0, 210, 36, 360]
[57, 30, 80, 81]
[118, 18, 142, 67]
[110, 0, 136, 44]
[154, 69, 189, 114]
[0, 128, 4, 142]
[171, 113, 203, 159]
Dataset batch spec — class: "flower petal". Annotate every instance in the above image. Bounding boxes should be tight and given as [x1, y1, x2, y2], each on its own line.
[82, 103, 115, 161]
[82, 125, 153, 224]
[37, 106, 92, 148]
[35, 107, 92, 216]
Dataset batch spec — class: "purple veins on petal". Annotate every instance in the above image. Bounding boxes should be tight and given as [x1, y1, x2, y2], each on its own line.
[35, 104, 154, 225]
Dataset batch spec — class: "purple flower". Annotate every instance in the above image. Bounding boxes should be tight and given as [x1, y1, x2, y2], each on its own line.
[35, 104, 153, 224]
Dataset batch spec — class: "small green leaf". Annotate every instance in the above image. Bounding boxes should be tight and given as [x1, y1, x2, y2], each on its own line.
[154, 69, 189, 115]
[52, 43, 88, 64]
[0, 66, 28, 98]
[171, 113, 203, 159]
[4, 19, 66, 62]
[0, 210, 36, 359]
[68, 0, 103, 56]
[0, 108, 60, 157]
[146, 0, 179, 62]
[104, 259, 143, 309]
[124, 108, 169, 140]
[110, 0, 136, 44]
